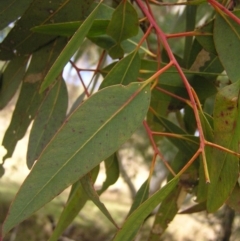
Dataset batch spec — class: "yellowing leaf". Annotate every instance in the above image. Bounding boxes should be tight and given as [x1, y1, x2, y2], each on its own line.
[207, 81, 240, 212]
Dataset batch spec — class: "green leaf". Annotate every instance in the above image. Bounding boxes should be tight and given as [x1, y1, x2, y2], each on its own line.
[227, 184, 240, 212]
[2, 38, 67, 162]
[2, 81, 44, 162]
[97, 154, 119, 195]
[27, 78, 68, 168]
[189, 48, 223, 79]
[107, 1, 138, 43]
[207, 81, 240, 212]
[108, 43, 124, 59]
[100, 50, 140, 89]
[179, 202, 206, 214]
[196, 19, 216, 54]
[40, 2, 102, 92]
[113, 178, 179, 241]
[32, 19, 110, 38]
[81, 173, 119, 228]
[48, 167, 99, 241]
[0, 56, 28, 110]
[152, 113, 199, 154]
[149, 185, 182, 240]
[127, 179, 149, 216]
[2, 81, 151, 235]
[0, 0, 33, 30]
[32, 2, 115, 37]
[0, 0, 94, 60]
[214, 11, 240, 82]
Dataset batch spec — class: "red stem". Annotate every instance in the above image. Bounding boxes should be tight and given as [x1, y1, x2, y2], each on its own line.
[143, 120, 176, 176]
[208, 0, 240, 25]
[166, 31, 212, 39]
[135, 0, 205, 152]
[70, 60, 90, 97]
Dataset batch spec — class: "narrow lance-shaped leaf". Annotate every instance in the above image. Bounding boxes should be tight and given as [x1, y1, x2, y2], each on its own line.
[113, 178, 179, 241]
[0, 0, 94, 60]
[2, 38, 67, 162]
[40, 2, 102, 92]
[196, 19, 216, 54]
[149, 185, 182, 240]
[214, 12, 240, 82]
[100, 50, 140, 89]
[107, 1, 138, 43]
[0, 56, 28, 110]
[81, 173, 119, 228]
[0, 0, 33, 30]
[31, 3, 115, 36]
[207, 81, 240, 212]
[2, 81, 151, 235]
[106, 1, 138, 59]
[97, 154, 119, 195]
[127, 179, 149, 216]
[48, 166, 99, 241]
[27, 77, 68, 168]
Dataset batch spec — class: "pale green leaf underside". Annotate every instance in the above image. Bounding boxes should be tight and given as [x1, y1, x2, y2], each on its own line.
[3, 82, 151, 234]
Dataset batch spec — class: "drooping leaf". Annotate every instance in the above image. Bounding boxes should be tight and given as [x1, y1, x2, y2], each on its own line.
[0, 0, 33, 30]
[97, 154, 119, 195]
[100, 50, 140, 89]
[214, 12, 240, 82]
[2, 80, 44, 162]
[148, 184, 182, 240]
[40, 2, 102, 92]
[107, 1, 138, 43]
[179, 201, 206, 214]
[0, 0, 94, 60]
[27, 77, 68, 168]
[81, 173, 119, 228]
[0, 56, 28, 110]
[48, 166, 99, 241]
[113, 178, 179, 241]
[207, 81, 240, 212]
[196, 19, 216, 54]
[2, 38, 67, 162]
[227, 184, 240, 212]
[127, 179, 149, 216]
[2, 81, 151, 235]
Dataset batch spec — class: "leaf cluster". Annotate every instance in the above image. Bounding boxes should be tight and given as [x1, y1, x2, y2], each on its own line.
[1, 0, 240, 240]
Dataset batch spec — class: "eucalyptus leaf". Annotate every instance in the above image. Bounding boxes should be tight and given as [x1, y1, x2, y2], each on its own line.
[207, 81, 240, 212]
[2, 81, 151, 234]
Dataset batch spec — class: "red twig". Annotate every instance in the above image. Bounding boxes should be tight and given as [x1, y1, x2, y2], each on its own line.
[136, 0, 205, 144]
[70, 60, 90, 97]
[208, 0, 240, 25]
[143, 120, 176, 176]
[166, 31, 212, 39]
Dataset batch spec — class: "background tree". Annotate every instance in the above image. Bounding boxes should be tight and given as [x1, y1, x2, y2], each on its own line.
[1, 0, 240, 240]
